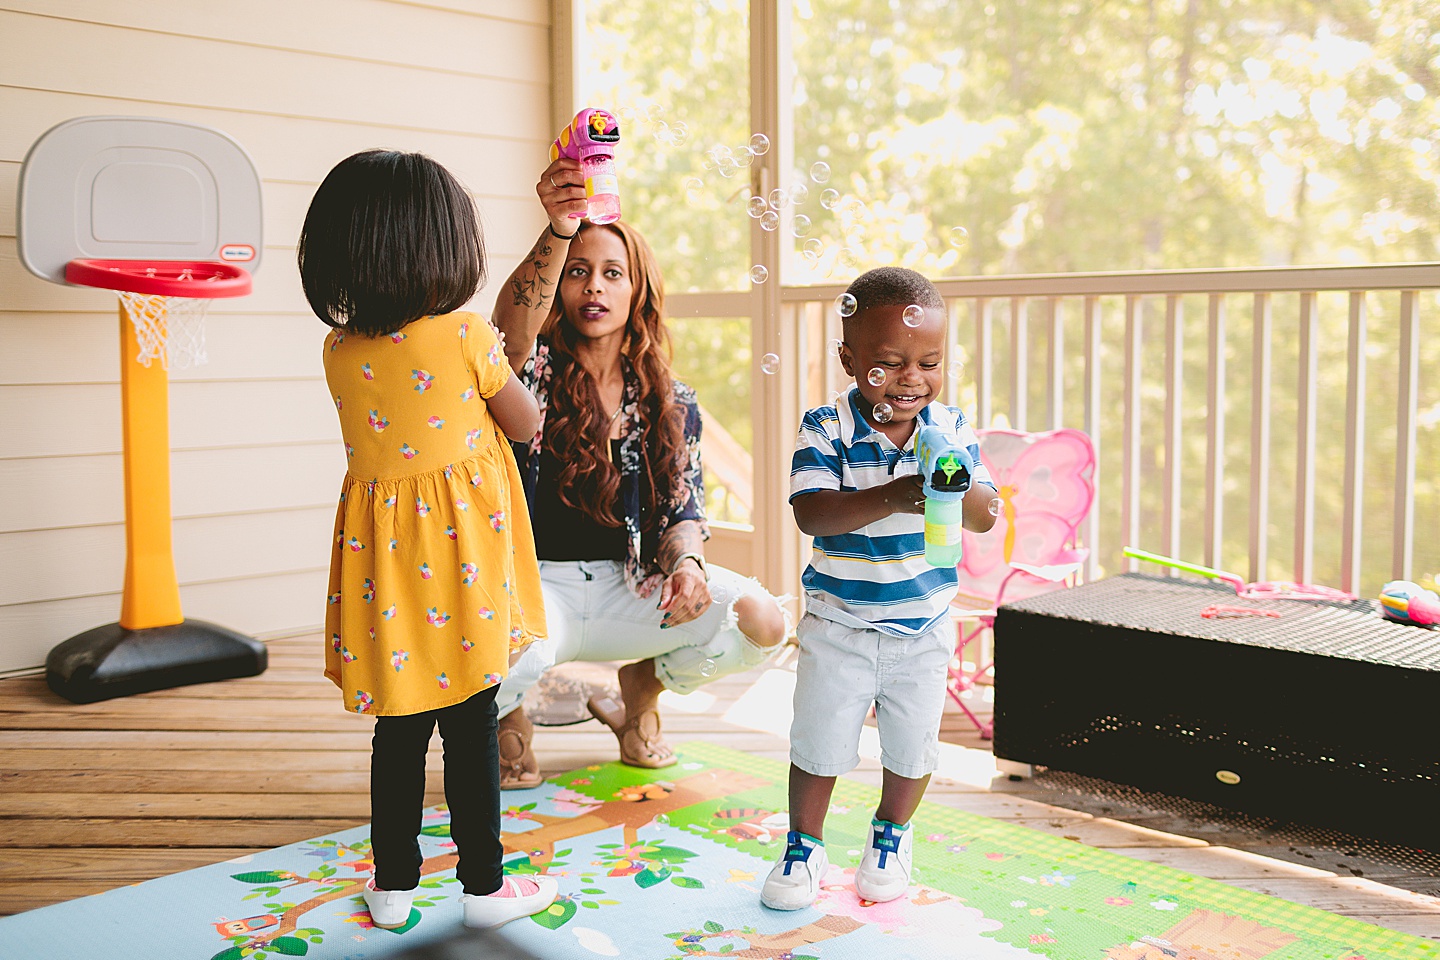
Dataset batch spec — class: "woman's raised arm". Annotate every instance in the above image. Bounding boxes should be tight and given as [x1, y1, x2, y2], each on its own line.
[492, 157, 588, 373]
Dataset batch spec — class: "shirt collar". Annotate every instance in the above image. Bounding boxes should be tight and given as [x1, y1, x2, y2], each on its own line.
[841, 386, 939, 452]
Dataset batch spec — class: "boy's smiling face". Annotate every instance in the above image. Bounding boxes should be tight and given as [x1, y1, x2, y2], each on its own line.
[840, 302, 947, 441]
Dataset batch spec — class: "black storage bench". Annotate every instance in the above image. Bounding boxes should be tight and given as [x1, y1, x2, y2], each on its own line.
[992, 573, 1440, 849]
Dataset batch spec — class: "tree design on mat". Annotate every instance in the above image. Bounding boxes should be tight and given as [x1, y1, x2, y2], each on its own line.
[214, 766, 767, 956]
[1102, 908, 1298, 960]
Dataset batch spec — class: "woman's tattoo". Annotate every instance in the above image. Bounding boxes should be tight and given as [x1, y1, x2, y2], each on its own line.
[509, 234, 558, 310]
[657, 520, 705, 574]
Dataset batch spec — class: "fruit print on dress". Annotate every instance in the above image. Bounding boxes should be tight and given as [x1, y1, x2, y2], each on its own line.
[346, 536, 365, 552]
[399, 443, 419, 460]
[368, 627, 376, 641]
[489, 510, 505, 532]
[329, 331, 345, 351]
[334, 395, 342, 411]
[381, 604, 397, 620]
[460, 637, 474, 651]
[455, 498, 469, 512]
[437, 672, 450, 689]
[328, 592, 342, 605]
[353, 690, 373, 713]
[341, 646, 357, 663]
[445, 525, 458, 541]
[478, 607, 495, 620]
[458, 322, 469, 338]
[465, 429, 481, 450]
[415, 498, 430, 517]
[460, 386, 475, 403]
[483, 672, 502, 685]
[470, 473, 484, 488]
[410, 369, 433, 391]
[487, 342, 503, 366]
[390, 650, 409, 671]
[388, 538, 399, 551]
[388, 331, 407, 343]
[426, 607, 451, 627]
[419, 562, 433, 580]
[361, 578, 375, 603]
[382, 495, 397, 508]
[427, 416, 445, 429]
[368, 411, 389, 432]
[330, 633, 341, 652]
[344, 443, 354, 459]
[460, 562, 478, 585]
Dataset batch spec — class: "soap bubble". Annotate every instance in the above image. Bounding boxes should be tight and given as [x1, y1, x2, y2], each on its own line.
[789, 183, 810, 206]
[902, 304, 925, 327]
[698, 659, 718, 678]
[761, 352, 781, 374]
[948, 359, 965, 378]
[683, 177, 704, 203]
[949, 226, 970, 248]
[827, 338, 842, 357]
[749, 133, 771, 155]
[810, 161, 831, 183]
[656, 813, 671, 825]
[760, 211, 780, 231]
[835, 292, 858, 317]
[718, 158, 737, 178]
[653, 121, 671, 143]
[988, 497, 1004, 517]
[645, 103, 665, 123]
[714, 144, 734, 159]
[820, 188, 841, 210]
[747, 195, 768, 218]
[711, 582, 732, 605]
[867, 367, 886, 387]
[872, 402, 893, 423]
[792, 215, 812, 237]
[767, 188, 789, 209]
[670, 121, 689, 146]
[617, 106, 637, 123]
[749, 264, 769, 284]
[802, 238, 825, 262]
[734, 146, 755, 167]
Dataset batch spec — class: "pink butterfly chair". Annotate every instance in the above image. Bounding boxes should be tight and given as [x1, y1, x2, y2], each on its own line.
[949, 428, 1097, 739]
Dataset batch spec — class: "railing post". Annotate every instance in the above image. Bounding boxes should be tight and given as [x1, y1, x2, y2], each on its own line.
[1341, 292, 1367, 594]
[1204, 294, 1226, 570]
[1123, 295, 1141, 570]
[1047, 296, 1063, 430]
[1395, 289, 1419, 581]
[1163, 294, 1183, 561]
[975, 297, 993, 428]
[1294, 291, 1318, 584]
[1083, 295, 1101, 582]
[1010, 296, 1028, 431]
[1248, 293, 1272, 582]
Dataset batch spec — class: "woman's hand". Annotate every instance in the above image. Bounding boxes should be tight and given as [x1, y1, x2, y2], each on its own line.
[657, 561, 711, 628]
[539, 158, 588, 235]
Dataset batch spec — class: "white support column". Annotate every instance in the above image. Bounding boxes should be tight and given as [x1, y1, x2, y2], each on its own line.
[549, 0, 583, 134]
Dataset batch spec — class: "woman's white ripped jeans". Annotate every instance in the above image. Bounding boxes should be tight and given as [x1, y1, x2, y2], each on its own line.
[493, 559, 786, 719]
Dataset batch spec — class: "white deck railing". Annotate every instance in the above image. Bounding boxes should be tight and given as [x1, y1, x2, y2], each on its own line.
[675, 262, 1439, 598]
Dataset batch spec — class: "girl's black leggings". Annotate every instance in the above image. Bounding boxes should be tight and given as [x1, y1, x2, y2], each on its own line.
[369, 684, 502, 895]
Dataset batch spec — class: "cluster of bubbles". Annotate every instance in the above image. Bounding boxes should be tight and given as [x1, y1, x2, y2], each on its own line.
[616, 104, 689, 148]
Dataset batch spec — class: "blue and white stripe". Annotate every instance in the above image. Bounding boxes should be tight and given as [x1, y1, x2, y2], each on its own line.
[790, 387, 992, 638]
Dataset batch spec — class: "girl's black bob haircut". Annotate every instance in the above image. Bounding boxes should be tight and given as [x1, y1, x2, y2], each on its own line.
[298, 149, 485, 337]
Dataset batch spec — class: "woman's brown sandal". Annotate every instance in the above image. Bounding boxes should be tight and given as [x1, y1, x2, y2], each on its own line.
[586, 694, 678, 769]
[497, 708, 543, 790]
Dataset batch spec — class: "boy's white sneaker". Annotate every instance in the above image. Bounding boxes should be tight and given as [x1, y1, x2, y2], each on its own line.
[760, 831, 828, 910]
[362, 879, 416, 929]
[461, 875, 559, 928]
[853, 819, 913, 903]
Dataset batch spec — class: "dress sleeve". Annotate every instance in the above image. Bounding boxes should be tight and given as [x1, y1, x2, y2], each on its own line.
[668, 385, 708, 530]
[463, 313, 511, 399]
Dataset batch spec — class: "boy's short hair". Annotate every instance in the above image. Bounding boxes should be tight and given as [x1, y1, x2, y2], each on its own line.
[298, 150, 485, 337]
[842, 266, 944, 336]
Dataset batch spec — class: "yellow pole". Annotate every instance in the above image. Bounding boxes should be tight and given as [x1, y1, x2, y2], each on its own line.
[117, 300, 184, 629]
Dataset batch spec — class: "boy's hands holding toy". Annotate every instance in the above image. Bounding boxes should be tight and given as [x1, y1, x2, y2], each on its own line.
[881, 475, 927, 516]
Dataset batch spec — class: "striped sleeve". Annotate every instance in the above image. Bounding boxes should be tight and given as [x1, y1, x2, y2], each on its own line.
[789, 405, 842, 502]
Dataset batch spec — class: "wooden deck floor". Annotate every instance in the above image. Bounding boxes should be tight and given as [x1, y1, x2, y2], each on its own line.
[2, 634, 1439, 940]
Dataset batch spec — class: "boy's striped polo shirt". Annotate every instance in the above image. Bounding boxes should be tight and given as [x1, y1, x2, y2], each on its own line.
[789, 387, 993, 638]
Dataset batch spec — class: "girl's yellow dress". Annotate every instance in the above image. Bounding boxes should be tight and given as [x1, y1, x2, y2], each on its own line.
[322, 312, 544, 716]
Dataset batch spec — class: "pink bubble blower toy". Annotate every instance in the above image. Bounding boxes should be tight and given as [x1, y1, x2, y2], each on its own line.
[550, 107, 621, 225]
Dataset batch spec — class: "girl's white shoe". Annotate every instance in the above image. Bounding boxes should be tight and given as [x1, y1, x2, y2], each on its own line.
[362, 879, 416, 929]
[461, 875, 559, 928]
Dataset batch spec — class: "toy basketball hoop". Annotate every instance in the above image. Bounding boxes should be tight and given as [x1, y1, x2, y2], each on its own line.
[66, 259, 252, 369]
[17, 116, 267, 702]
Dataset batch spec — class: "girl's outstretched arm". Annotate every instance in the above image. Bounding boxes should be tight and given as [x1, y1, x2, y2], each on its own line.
[488, 371, 542, 442]
[492, 158, 587, 373]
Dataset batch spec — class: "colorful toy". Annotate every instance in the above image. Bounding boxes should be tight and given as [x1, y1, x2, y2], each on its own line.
[1379, 580, 1440, 627]
[1123, 547, 1355, 602]
[915, 424, 972, 567]
[550, 107, 621, 224]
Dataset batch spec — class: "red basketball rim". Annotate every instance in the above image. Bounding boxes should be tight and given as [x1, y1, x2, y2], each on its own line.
[65, 259, 253, 298]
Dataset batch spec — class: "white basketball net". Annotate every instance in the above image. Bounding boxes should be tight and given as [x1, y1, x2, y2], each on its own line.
[117, 292, 211, 370]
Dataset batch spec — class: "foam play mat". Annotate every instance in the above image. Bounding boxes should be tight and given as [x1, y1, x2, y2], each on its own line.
[1, 742, 1432, 959]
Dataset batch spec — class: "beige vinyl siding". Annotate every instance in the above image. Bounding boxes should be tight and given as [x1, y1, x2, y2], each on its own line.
[0, 1, 554, 673]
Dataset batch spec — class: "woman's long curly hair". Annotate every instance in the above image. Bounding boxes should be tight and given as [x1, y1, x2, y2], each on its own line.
[539, 220, 688, 529]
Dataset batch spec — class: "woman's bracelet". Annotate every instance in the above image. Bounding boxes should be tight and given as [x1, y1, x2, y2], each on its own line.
[670, 552, 708, 580]
[548, 222, 578, 241]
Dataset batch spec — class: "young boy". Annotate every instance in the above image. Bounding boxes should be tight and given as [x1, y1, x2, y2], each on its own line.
[761, 266, 998, 910]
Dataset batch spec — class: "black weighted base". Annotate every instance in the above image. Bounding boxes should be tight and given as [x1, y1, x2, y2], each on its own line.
[46, 619, 267, 703]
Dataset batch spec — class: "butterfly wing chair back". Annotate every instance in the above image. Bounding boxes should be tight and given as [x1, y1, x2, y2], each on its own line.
[949, 428, 1097, 739]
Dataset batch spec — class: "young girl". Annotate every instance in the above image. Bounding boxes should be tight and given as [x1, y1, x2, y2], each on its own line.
[299, 149, 557, 930]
